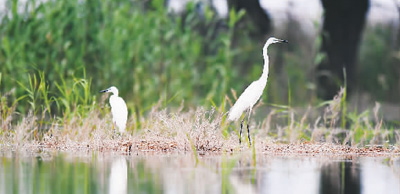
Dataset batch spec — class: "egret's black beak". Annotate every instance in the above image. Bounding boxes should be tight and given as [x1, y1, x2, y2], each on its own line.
[100, 89, 108, 93]
[281, 39, 288, 43]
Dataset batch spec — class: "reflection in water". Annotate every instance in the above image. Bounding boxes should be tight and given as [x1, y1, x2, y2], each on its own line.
[361, 158, 400, 194]
[109, 157, 127, 194]
[261, 158, 321, 194]
[320, 161, 361, 194]
[0, 153, 399, 194]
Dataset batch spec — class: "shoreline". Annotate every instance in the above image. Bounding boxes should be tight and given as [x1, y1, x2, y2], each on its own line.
[2, 141, 399, 158]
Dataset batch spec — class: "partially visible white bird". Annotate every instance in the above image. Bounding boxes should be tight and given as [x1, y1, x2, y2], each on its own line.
[228, 37, 288, 145]
[100, 86, 128, 134]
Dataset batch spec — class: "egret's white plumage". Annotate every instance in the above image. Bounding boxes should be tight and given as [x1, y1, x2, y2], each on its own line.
[100, 86, 128, 133]
[228, 37, 288, 144]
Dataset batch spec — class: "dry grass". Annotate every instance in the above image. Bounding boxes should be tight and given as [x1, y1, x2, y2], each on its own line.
[1, 100, 399, 157]
[1, 86, 399, 156]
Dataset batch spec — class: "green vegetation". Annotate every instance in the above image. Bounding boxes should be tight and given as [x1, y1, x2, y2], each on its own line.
[359, 26, 400, 102]
[0, 2, 399, 194]
[0, 0, 334, 115]
[0, 0, 246, 116]
[0, 0, 399, 150]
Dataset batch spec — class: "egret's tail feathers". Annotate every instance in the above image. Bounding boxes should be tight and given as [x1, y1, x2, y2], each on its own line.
[116, 122, 126, 133]
[228, 104, 246, 121]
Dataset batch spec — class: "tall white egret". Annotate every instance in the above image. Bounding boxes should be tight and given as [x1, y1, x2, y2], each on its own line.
[100, 86, 128, 134]
[228, 37, 288, 145]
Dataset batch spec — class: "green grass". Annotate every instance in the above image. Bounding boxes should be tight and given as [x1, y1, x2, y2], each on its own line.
[0, 0, 399, 151]
[0, 0, 247, 116]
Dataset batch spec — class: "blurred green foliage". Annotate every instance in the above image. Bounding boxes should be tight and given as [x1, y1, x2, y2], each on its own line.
[359, 26, 399, 102]
[1, 0, 399, 120]
[0, 0, 244, 116]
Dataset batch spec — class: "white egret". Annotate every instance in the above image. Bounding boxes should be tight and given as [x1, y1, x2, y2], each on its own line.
[100, 86, 128, 134]
[228, 37, 288, 145]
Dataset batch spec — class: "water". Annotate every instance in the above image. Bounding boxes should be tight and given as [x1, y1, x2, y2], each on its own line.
[0, 152, 399, 194]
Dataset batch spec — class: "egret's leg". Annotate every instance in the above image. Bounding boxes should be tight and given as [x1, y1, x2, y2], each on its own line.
[112, 122, 116, 139]
[240, 119, 244, 144]
[240, 109, 249, 144]
[247, 108, 252, 146]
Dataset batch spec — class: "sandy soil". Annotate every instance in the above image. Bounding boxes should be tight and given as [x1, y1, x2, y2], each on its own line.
[3, 139, 398, 158]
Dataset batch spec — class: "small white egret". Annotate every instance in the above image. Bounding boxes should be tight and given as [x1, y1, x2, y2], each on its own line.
[228, 37, 288, 145]
[100, 86, 128, 134]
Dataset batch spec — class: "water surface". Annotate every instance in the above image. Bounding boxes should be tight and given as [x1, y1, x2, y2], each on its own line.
[1, 152, 399, 194]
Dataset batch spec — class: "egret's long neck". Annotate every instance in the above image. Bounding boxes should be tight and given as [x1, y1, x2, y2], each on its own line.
[260, 44, 270, 82]
[112, 91, 119, 97]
